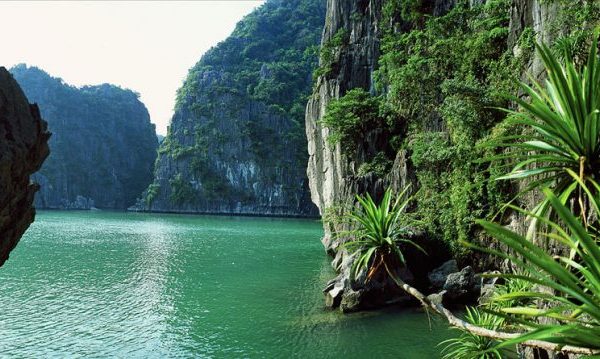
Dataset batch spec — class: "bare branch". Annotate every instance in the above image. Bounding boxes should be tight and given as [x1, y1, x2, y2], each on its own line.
[382, 262, 599, 356]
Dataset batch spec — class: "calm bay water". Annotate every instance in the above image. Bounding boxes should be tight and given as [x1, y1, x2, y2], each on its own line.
[0, 211, 453, 358]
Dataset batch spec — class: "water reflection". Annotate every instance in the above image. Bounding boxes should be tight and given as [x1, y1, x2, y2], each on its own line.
[0, 211, 452, 358]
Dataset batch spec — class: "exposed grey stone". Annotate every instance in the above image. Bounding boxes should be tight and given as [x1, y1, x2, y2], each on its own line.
[443, 266, 481, 303]
[340, 289, 362, 313]
[428, 260, 459, 290]
[427, 291, 446, 307]
[325, 279, 346, 308]
[469, 0, 486, 7]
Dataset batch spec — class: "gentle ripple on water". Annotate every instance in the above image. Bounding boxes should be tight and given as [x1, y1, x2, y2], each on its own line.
[0, 211, 453, 358]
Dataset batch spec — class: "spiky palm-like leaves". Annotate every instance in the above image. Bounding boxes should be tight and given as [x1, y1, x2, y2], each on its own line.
[473, 186, 600, 350]
[440, 307, 504, 359]
[344, 187, 425, 281]
[494, 34, 600, 229]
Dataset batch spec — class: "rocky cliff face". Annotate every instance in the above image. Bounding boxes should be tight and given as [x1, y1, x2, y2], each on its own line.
[133, 0, 324, 217]
[10, 65, 158, 209]
[306, 0, 597, 312]
[306, 0, 384, 237]
[306, 0, 419, 312]
[0, 67, 50, 267]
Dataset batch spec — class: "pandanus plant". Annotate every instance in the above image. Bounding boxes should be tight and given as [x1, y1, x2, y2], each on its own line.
[344, 186, 425, 282]
[493, 33, 600, 230]
[472, 184, 600, 351]
[440, 307, 504, 359]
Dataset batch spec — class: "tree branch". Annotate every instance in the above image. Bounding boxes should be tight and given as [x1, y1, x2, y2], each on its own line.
[383, 262, 599, 356]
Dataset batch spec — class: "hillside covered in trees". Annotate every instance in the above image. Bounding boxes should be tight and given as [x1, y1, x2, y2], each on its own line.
[133, 0, 325, 216]
[11, 65, 158, 209]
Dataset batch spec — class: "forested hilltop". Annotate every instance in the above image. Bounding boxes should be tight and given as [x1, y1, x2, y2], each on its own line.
[11, 65, 158, 209]
[133, 0, 324, 216]
[307, 0, 599, 311]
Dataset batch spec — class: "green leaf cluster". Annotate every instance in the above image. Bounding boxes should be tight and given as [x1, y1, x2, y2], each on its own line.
[321, 88, 384, 156]
[374, 0, 518, 254]
[474, 186, 600, 351]
[440, 307, 504, 359]
[344, 187, 426, 281]
[492, 34, 600, 233]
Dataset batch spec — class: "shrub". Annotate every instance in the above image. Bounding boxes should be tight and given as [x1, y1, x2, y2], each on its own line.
[343, 187, 425, 280]
[320, 88, 382, 156]
[440, 307, 504, 359]
[357, 152, 393, 177]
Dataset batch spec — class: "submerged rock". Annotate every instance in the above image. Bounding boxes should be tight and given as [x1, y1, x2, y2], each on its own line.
[0, 67, 50, 266]
[340, 289, 363, 313]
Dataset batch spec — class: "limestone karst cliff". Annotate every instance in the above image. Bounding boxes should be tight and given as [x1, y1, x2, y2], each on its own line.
[0, 67, 50, 267]
[306, 0, 598, 311]
[11, 65, 158, 209]
[132, 0, 325, 217]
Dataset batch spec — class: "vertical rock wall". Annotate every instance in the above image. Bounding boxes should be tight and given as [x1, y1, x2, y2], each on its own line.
[11, 65, 159, 210]
[306, 0, 420, 311]
[134, 0, 324, 217]
[306, 0, 384, 241]
[0, 67, 50, 267]
[305, 0, 584, 312]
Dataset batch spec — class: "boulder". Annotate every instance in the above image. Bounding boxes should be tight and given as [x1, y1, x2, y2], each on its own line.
[340, 289, 362, 313]
[442, 266, 481, 304]
[428, 259, 459, 290]
[324, 276, 345, 308]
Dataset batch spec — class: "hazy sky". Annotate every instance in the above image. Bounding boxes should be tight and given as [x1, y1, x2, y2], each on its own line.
[0, 1, 264, 135]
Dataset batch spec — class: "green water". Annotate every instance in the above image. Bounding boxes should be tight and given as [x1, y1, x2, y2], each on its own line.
[0, 211, 453, 358]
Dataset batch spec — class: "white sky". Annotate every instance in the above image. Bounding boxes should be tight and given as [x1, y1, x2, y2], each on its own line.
[0, 1, 264, 135]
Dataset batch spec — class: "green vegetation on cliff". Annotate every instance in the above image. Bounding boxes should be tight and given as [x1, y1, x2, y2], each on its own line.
[176, 0, 324, 118]
[11, 65, 158, 209]
[380, 0, 517, 255]
[320, 0, 600, 257]
[322, 0, 518, 255]
[141, 0, 324, 216]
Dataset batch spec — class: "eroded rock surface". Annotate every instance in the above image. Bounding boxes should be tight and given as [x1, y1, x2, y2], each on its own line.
[132, 0, 324, 217]
[0, 67, 49, 266]
[305, 0, 579, 313]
